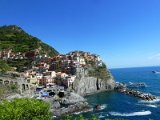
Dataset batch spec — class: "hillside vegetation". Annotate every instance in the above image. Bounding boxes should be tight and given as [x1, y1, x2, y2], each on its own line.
[0, 25, 59, 72]
[0, 60, 13, 72]
[0, 25, 58, 56]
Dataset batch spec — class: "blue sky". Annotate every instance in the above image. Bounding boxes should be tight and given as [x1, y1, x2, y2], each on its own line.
[0, 0, 160, 68]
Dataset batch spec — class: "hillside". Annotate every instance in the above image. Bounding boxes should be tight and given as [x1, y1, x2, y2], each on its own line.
[0, 25, 58, 56]
[0, 25, 59, 72]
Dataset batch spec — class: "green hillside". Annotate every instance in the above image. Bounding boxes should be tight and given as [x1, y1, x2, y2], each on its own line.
[0, 25, 58, 56]
[0, 25, 59, 72]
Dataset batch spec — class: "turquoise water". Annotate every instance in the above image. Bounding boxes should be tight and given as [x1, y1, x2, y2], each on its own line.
[81, 66, 160, 120]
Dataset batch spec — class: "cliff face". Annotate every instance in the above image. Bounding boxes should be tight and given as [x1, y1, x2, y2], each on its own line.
[73, 65, 115, 96]
[69, 51, 115, 96]
[73, 76, 115, 96]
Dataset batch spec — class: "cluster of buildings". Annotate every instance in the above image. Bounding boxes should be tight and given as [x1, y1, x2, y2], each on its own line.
[24, 51, 103, 89]
[24, 67, 76, 89]
[0, 48, 48, 60]
[49, 51, 103, 74]
[0, 49, 39, 60]
[0, 49, 23, 60]
[1, 49, 103, 91]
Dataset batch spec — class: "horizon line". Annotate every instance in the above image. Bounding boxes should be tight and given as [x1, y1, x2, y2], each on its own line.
[109, 65, 160, 69]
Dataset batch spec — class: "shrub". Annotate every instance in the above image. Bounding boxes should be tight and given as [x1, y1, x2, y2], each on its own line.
[0, 98, 52, 120]
[0, 60, 13, 72]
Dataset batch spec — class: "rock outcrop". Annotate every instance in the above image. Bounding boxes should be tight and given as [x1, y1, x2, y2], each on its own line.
[61, 92, 85, 104]
[47, 92, 92, 117]
[73, 76, 115, 96]
[68, 51, 116, 96]
[52, 101, 92, 117]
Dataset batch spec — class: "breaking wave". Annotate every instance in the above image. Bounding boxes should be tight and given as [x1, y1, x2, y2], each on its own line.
[139, 98, 160, 103]
[93, 104, 107, 110]
[146, 104, 157, 108]
[99, 104, 107, 110]
[136, 103, 158, 108]
[109, 110, 151, 116]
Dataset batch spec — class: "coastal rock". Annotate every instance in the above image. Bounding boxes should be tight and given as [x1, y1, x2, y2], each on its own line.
[52, 101, 92, 117]
[52, 101, 61, 109]
[50, 92, 92, 116]
[61, 92, 85, 104]
[73, 76, 115, 96]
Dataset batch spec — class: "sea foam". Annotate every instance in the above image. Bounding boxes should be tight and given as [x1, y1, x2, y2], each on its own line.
[109, 110, 151, 116]
[99, 104, 107, 110]
[146, 104, 157, 108]
[136, 103, 158, 108]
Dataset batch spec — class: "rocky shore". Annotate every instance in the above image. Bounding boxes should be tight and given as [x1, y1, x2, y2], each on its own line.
[51, 101, 93, 117]
[5, 92, 92, 117]
[115, 87, 157, 101]
[42, 92, 93, 117]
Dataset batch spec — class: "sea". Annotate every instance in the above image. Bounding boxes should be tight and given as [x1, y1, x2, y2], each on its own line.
[79, 66, 160, 120]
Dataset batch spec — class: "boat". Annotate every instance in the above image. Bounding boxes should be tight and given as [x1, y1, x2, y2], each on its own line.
[127, 82, 146, 88]
[152, 71, 160, 74]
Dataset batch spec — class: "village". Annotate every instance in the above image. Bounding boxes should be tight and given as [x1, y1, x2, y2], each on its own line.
[0, 49, 103, 99]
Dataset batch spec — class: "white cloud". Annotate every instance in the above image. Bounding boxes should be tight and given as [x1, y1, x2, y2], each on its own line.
[148, 53, 160, 60]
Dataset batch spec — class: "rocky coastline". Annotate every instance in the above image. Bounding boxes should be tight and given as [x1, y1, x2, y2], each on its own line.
[115, 83, 157, 101]
[116, 88, 157, 101]
[42, 92, 93, 117]
[73, 76, 115, 96]
[51, 101, 93, 117]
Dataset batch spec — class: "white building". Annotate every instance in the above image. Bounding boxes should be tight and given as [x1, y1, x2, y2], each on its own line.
[66, 75, 76, 87]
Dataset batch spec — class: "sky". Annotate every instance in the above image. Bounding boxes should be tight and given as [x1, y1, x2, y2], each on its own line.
[0, 0, 160, 68]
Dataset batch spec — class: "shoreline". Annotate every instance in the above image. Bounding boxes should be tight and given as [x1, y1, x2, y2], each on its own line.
[50, 89, 114, 117]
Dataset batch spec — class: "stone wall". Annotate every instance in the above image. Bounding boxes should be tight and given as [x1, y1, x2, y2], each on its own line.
[0, 76, 34, 95]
